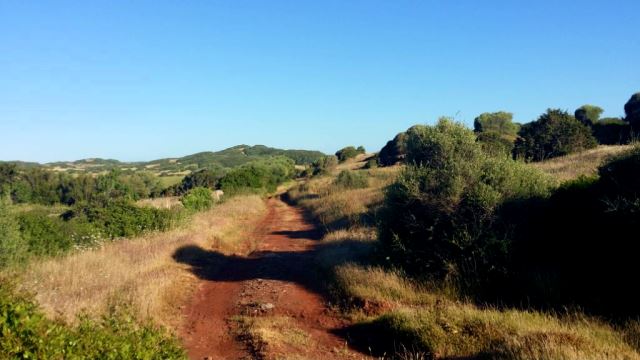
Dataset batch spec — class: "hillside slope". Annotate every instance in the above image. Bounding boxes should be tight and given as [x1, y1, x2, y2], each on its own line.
[1, 145, 325, 175]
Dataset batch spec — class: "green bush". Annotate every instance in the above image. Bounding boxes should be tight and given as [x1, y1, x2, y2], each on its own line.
[378, 131, 409, 166]
[162, 168, 223, 196]
[219, 156, 295, 195]
[473, 111, 520, 136]
[333, 170, 369, 189]
[513, 109, 598, 161]
[0, 198, 26, 268]
[592, 117, 633, 144]
[625, 92, 640, 130]
[16, 211, 74, 258]
[0, 283, 186, 359]
[574, 104, 604, 126]
[69, 201, 179, 239]
[180, 187, 214, 211]
[510, 147, 640, 315]
[335, 146, 364, 162]
[1, 199, 182, 269]
[476, 131, 515, 157]
[4, 168, 164, 206]
[310, 155, 338, 176]
[379, 118, 553, 291]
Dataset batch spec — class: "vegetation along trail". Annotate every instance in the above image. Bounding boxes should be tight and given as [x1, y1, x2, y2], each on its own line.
[178, 196, 367, 360]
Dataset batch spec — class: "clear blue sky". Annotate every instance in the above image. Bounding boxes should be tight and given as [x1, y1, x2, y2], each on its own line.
[1, 1, 638, 162]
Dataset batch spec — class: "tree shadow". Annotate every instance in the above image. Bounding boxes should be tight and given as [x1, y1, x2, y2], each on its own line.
[270, 229, 322, 240]
[174, 237, 376, 292]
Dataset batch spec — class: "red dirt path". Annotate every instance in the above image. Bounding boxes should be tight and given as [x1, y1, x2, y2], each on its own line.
[179, 197, 369, 360]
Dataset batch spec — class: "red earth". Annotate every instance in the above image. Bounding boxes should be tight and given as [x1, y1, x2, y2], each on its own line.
[179, 197, 371, 360]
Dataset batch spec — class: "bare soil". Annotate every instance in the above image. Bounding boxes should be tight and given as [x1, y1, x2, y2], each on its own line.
[178, 197, 369, 360]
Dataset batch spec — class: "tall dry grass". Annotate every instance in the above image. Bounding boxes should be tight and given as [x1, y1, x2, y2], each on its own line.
[16, 195, 266, 329]
[531, 144, 632, 182]
[136, 196, 182, 209]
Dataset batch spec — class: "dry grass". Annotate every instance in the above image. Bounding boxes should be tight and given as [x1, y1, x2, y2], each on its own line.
[288, 165, 640, 359]
[289, 166, 399, 230]
[531, 145, 632, 182]
[336, 153, 376, 171]
[234, 315, 313, 358]
[15, 195, 266, 329]
[323, 228, 640, 360]
[136, 196, 182, 209]
[368, 305, 640, 360]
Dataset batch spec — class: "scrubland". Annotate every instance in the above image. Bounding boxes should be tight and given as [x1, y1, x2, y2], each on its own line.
[286, 152, 640, 360]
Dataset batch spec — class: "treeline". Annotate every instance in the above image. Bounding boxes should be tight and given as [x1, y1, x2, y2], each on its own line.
[379, 92, 640, 165]
[379, 117, 640, 317]
[0, 156, 298, 268]
[0, 166, 164, 205]
[163, 156, 296, 196]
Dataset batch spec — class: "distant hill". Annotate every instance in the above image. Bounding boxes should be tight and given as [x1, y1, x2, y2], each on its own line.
[2, 145, 325, 176]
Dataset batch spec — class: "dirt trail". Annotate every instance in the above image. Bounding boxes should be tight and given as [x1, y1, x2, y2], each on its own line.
[179, 197, 367, 360]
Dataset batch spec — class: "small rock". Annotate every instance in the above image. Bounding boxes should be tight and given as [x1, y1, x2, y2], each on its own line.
[260, 303, 275, 311]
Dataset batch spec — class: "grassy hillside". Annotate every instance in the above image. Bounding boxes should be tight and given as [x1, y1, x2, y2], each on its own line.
[1, 145, 325, 176]
[531, 145, 633, 182]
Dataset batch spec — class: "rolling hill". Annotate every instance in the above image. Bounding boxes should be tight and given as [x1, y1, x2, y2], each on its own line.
[2, 145, 326, 176]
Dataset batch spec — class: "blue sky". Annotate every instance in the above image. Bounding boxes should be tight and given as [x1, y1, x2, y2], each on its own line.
[1, 0, 638, 162]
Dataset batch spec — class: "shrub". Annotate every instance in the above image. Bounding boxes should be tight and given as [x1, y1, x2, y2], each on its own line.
[499, 146, 640, 316]
[69, 201, 178, 239]
[180, 187, 214, 211]
[476, 131, 515, 157]
[219, 156, 295, 195]
[16, 211, 74, 258]
[378, 131, 409, 166]
[574, 104, 603, 126]
[0, 198, 26, 268]
[310, 155, 338, 176]
[0, 283, 186, 359]
[624, 92, 640, 130]
[333, 170, 369, 189]
[162, 168, 223, 196]
[335, 146, 364, 162]
[473, 111, 520, 136]
[379, 118, 553, 292]
[513, 109, 598, 161]
[363, 158, 378, 169]
[592, 117, 633, 144]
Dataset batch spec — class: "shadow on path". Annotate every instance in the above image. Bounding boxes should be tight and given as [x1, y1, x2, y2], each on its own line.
[173, 244, 327, 294]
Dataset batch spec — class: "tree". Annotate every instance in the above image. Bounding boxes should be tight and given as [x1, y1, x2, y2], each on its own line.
[624, 92, 640, 130]
[378, 131, 409, 166]
[379, 118, 552, 283]
[180, 187, 214, 211]
[473, 112, 520, 157]
[574, 105, 604, 126]
[0, 164, 18, 197]
[473, 112, 519, 136]
[513, 109, 598, 161]
[335, 146, 360, 162]
[592, 117, 632, 145]
[310, 156, 338, 175]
